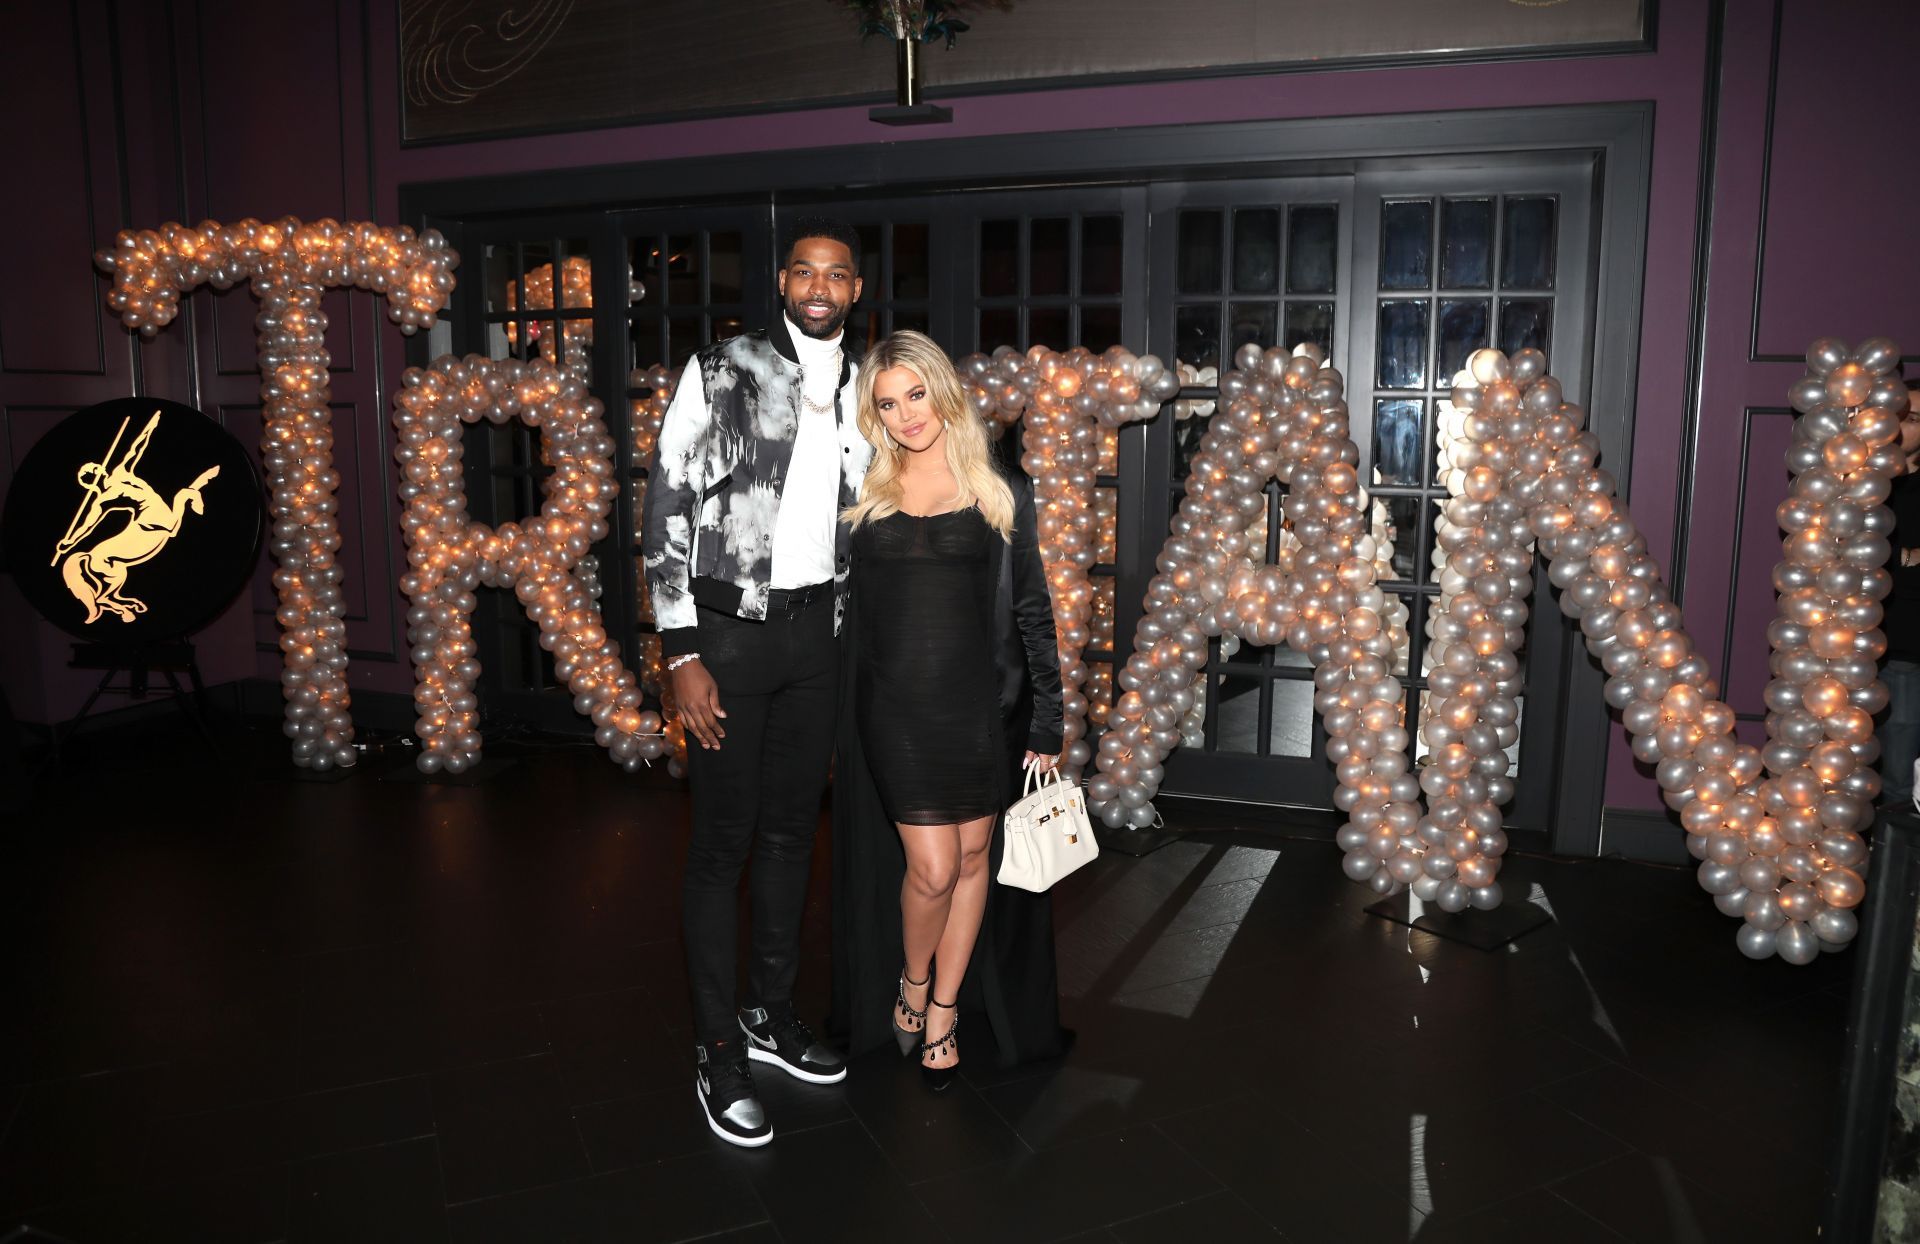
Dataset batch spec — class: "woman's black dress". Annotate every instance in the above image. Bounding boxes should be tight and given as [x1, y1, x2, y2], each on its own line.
[852, 508, 1002, 825]
[830, 471, 1069, 1069]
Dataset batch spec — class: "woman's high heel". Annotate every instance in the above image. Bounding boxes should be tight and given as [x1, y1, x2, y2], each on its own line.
[920, 999, 959, 1091]
[892, 969, 929, 1057]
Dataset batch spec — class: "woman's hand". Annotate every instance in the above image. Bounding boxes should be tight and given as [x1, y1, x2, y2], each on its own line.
[1023, 751, 1060, 773]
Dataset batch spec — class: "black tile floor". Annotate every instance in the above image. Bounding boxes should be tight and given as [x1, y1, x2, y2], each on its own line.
[1, 721, 1852, 1242]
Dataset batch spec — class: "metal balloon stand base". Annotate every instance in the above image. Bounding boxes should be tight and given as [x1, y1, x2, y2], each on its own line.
[1095, 824, 1179, 859]
[277, 761, 357, 784]
[378, 755, 521, 786]
[1365, 891, 1554, 951]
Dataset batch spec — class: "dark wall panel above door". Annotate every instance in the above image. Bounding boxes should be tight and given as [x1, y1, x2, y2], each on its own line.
[398, 0, 1650, 143]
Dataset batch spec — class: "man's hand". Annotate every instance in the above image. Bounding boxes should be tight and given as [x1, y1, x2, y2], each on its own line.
[671, 659, 727, 750]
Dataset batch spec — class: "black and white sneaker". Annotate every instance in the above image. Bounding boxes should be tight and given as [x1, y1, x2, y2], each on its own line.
[738, 1007, 848, 1085]
[695, 1040, 772, 1148]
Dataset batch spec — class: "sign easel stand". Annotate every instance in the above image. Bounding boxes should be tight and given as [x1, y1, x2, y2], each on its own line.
[47, 640, 216, 765]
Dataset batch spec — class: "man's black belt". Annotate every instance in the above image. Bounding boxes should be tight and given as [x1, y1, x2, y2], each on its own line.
[692, 576, 833, 619]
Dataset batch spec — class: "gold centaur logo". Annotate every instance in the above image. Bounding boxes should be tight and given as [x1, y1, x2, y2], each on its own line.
[51, 411, 220, 624]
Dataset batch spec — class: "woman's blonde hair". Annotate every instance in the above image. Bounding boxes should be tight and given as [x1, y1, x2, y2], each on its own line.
[844, 330, 1015, 539]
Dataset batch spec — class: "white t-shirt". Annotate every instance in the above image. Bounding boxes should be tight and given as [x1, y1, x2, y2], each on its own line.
[770, 319, 860, 589]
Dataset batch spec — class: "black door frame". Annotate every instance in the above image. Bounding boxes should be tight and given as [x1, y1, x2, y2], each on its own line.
[401, 104, 1655, 856]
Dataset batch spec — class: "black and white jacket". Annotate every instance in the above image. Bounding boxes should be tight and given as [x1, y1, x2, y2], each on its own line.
[640, 314, 871, 657]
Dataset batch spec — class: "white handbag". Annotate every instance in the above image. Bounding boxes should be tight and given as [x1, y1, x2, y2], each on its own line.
[998, 762, 1098, 892]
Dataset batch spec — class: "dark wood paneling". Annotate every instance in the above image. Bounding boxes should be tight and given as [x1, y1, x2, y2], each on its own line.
[1749, 0, 1920, 363]
[398, 0, 1650, 143]
[0, 3, 114, 377]
[1717, 406, 1793, 716]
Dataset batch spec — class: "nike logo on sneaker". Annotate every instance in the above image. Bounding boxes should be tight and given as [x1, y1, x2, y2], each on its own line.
[744, 1029, 778, 1050]
[697, 1070, 710, 1095]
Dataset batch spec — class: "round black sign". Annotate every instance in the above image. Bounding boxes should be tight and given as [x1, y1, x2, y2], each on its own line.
[2, 398, 263, 642]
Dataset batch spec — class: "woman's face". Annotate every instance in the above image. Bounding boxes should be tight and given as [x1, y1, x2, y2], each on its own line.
[872, 365, 945, 455]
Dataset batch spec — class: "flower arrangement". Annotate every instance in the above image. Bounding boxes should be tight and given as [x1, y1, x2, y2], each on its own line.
[834, 0, 1013, 49]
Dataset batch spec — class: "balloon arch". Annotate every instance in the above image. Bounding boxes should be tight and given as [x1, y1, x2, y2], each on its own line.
[98, 217, 1901, 962]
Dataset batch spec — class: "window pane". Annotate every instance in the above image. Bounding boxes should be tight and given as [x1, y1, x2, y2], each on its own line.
[1174, 409, 1210, 483]
[1376, 300, 1430, 390]
[892, 309, 929, 334]
[1436, 298, 1491, 383]
[1232, 208, 1280, 293]
[562, 239, 592, 307]
[1176, 303, 1221, 371]
[485, 243, 518, 313]
[855, 223, 882, 290]
[629, 237, 664, 306]
[980, 307, 1019, 352]
[1178, 210, 1224, 294]
[1383, 589, 1415, 676]
[1086, 661, 1114, 729]
[845, 308, 880, 355]
[1229, 302, 1278, 358]
[1030, 307, 1070, 351]
[629, 316, 664, 372]
[1031, 217, 1071, 297]
[669, 313, 702, 367]
[1081, 305, 1122, 354]
[1424, 500, 1444, 586]
[1498, 298, 1554, 355]
[981, 219, 1019, 297]
[709, 231, 744, 303]
[1384, 496, 1421, 582]
[1097, 425, 1119, 475]
[1094, 486, 1118, 562]
[713, 313, 744, 341]
[1090, 575, 1116, 651]
[1082, 215, 1124, 296]
[1501, 197, 1557, 290]
[1380, 200, 1433, 290]
[1439, 199, 1494, 290]
[892, 222, 929, 301]
[1284, 301, 1335, 356]
[1269, 678, 1314, 758]
[667, 234, 698, 305]
[1211, 676, 1263, 754]
[1372, 398, 1424, 487]
[1225, 632, 1265, 668]
[1287, 205, 1338, 294]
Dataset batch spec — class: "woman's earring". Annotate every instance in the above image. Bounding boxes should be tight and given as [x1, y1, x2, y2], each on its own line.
[882, 428, 895, 449]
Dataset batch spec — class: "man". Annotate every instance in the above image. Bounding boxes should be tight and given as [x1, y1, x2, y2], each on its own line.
[641, 217, 870, 1147]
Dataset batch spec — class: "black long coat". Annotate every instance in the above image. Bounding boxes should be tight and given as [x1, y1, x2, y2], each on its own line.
[828, 469, 1069, 1067]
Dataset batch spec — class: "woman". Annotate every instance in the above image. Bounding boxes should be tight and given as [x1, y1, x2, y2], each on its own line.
[829, 331, 1066, 1088]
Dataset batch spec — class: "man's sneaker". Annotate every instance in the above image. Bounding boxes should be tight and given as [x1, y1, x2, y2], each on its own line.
[738, 1007, 848, 1085]
[695, 1040, 772, 1148]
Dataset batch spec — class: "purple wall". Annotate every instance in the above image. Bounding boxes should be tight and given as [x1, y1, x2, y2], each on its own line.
[5, 0, 1916, 818]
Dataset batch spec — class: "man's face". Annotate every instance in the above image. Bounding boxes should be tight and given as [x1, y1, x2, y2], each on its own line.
[1903, 385, 1920, 474]
[778, 237, 862, 340]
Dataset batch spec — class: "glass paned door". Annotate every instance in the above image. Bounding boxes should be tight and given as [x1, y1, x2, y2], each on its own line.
[1146, 178, 1355, 807]
[616, 207, 774, 699]
[1346, 158, 1596, 831]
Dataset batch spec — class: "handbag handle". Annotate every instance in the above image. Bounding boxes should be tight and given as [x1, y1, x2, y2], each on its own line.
[1023, 757, 1046, 797]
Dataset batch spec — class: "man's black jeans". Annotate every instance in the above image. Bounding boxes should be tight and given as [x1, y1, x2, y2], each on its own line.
[682, 593, 838, 1044]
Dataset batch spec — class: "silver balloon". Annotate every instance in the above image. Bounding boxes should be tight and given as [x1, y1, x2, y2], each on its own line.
[99, 218, 459, 767]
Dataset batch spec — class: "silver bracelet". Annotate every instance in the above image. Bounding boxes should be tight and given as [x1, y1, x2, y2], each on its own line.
[666, 652, 701, 671]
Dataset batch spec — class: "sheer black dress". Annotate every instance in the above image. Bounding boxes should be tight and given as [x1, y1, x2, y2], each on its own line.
[830, 470, 1069, 1068]
[852, 507, 1002, 824]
